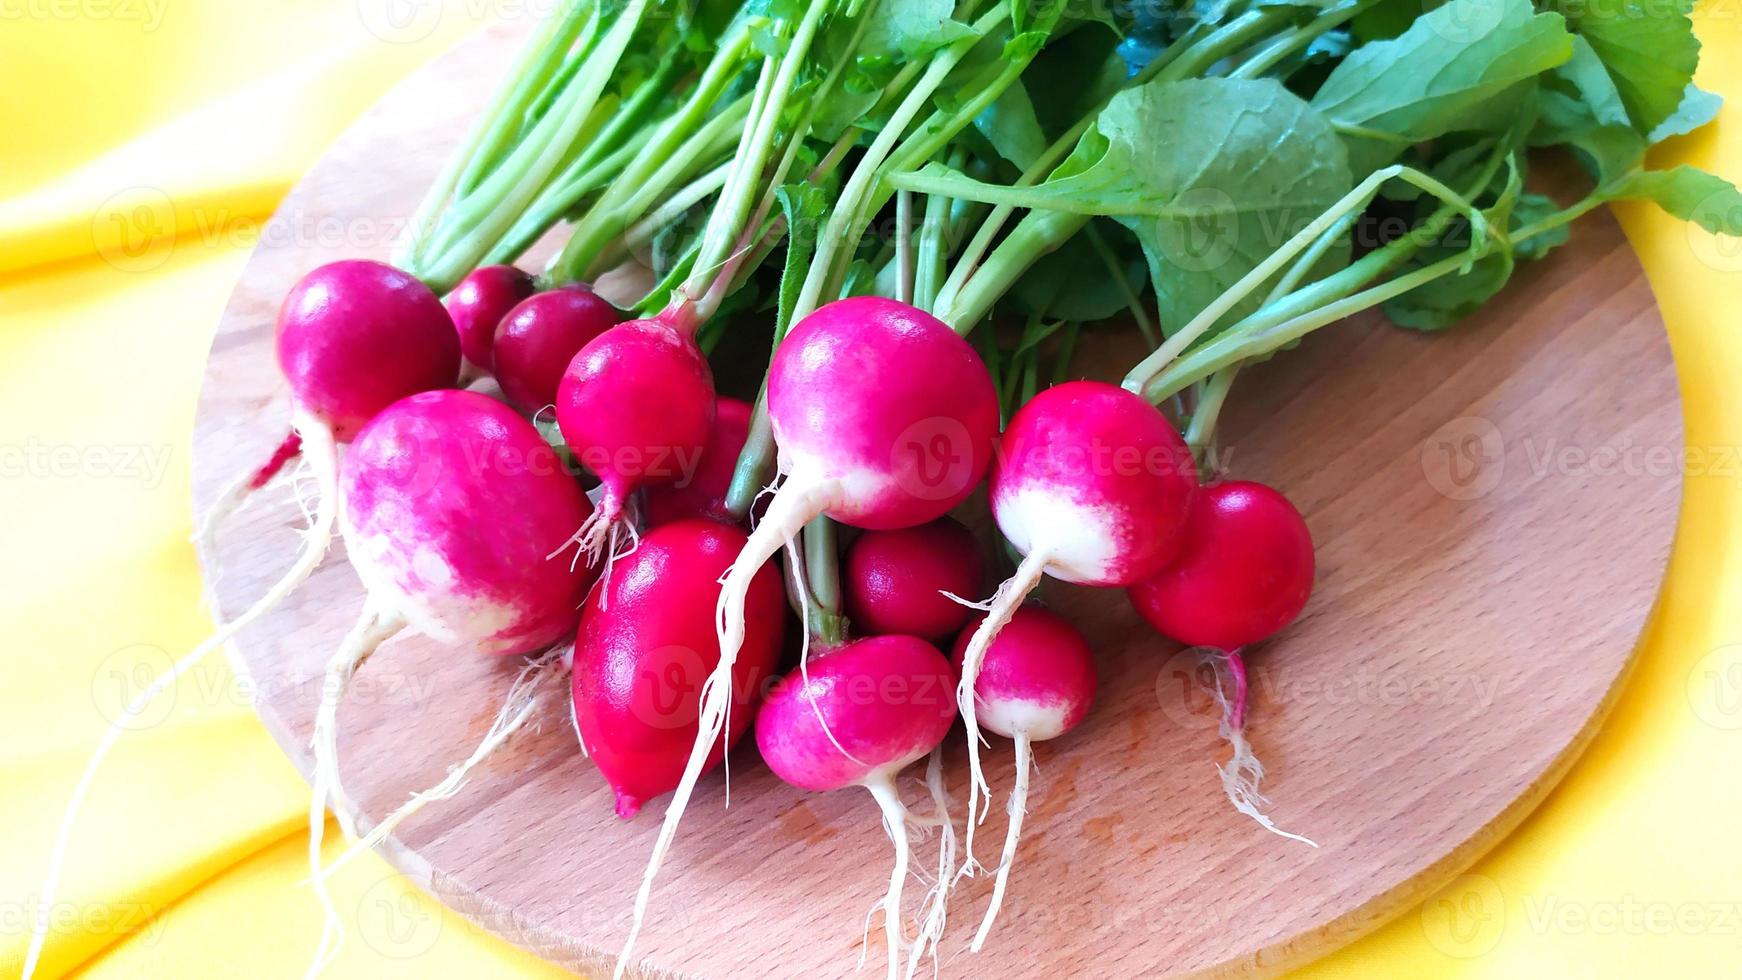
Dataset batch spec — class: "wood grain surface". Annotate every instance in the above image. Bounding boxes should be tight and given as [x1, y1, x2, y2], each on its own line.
[191, 21, 1683, 980]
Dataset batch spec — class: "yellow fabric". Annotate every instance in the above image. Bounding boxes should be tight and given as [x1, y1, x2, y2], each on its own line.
[0, 3, 1738, 977]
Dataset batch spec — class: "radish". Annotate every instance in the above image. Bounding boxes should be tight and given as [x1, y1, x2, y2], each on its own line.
[754, 635, 959, 980]
[1129, 480, 1317, 845]
[305, 388, 596, 967]
[616, 297, 998, 973]
[644, 396, 753, 527]
[447, 263, 536, 374]
[554, 301, 716, 560]
[949, 606, 1096, 949]
[843, 517, 985, 642]
[30, 260, 463, 979]
[955, 380, 1195, 861]
[493, 283, 622, 414]
[573, 517, 786, 819]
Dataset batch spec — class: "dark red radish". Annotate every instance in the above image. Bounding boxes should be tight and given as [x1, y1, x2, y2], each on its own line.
[572, 518, 786, 819]
[843, 517, 985, 642]
[643, 396, 753, 527]
[623, 298, 997, 954]
[447, 263, 536, 373]
[494, 283, 622, 413]
[1129, 480, 1317, 845]
[555, 302, 716, 561]
[956, 381, 1195, 857]
[755, 636, 959, 979]
[950, 607, 1096, 949]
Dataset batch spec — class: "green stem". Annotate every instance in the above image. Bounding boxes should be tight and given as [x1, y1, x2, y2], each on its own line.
[938, 208, 1089, 333]
[1184, 366, 1238, 460]
[1084, 223, 1157, 347]
[1229, 0, 1378, 80]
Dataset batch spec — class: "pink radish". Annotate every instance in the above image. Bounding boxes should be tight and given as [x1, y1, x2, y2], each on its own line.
[949, 607, 1095, 949]
[447, 263, 537, 374]
[754, 636, 958, 979]
[494, 283, 622, 414]
[956, 381, 1195, 860]
[31, 261, 463, 979]
[618, 297, 997, 970]
[303, 388, 598, 968]
[643, 396, 753, 527]
[844, 517, 985, 643]
[573, 517, 786, 819]
[1129, 480, 1317, 845]
[555, 300, 715, 560]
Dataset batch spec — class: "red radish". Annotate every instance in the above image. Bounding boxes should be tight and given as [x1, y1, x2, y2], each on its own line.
[30, 259, 465, 978]
[573, 518, 786, 819]
[754, 635, 958, 980]
[303, 388, 597, 969]
[1129, 480, 1317, 845]
[447, 263, 537, 373]
[620, 298, 997, 965]
[494, 283, 622, 413]
[643, 396, 753, 527]
[844, 517, 985, 642]
[555, 301, 716, 560]
[956, 381, 1195, 859]
[949, 607, 1096, 949]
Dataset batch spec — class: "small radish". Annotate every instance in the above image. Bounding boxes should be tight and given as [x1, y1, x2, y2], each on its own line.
[956, 381, 1195, 861]
[494, 283, 622, 414]
[303, 388, 597, 969]
[949, 606, 1096, 950]
[643, 396, 753, 527]
[447, 263, 537, 374]
[754, 635, 959, 980]
[573, 518, 786, 819]
[619, 297, 997, 967]
[555, 300, 715, 560]
[844, 517, 985, 642]
[1129, 480, 1317, 845]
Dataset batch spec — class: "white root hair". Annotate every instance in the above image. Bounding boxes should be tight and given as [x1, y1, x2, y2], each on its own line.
[1202, 649, 1317, 848]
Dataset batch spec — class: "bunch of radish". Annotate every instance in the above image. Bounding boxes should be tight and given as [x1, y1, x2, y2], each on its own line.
[40, 0, 1742, 976]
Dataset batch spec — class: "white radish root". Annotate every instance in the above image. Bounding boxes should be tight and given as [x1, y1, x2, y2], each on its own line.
[905, 748, 958, 980]
[865, 775, 913, 980]
[1203, 648, 1317, 848]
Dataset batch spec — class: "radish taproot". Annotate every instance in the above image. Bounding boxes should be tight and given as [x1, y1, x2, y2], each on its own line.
[844, 517, 986, 643]
[447, 263, 537, 374]
[956, 380, 1194, 858]
[306, 388, 596, 966]
[643, 396, 753, 528]
[1129, 479, 1317, 845]
[950, 606, 1096, 949]
[617, 296, 998, 973]
[555, 301, 716, 561]
[573, 517, 786, 819]
[754, 635, 959, 980]
[494, 283, 622, 413]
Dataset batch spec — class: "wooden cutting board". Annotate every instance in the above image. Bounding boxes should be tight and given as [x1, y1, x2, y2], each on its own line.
[191, 20, 1683, 979]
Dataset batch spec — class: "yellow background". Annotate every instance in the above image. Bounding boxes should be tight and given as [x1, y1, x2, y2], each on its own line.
[2, 2, 1740, 976]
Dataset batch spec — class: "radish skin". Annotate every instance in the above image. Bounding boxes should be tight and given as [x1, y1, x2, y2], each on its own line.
[493, 283, 621, 413]
[643, 396, 753, 527]
[447, 263, 536, 373]
[956, 381, 1194, 863]
[844, 517, 986, 642]
[754, 636, 959, 980]
[617, 298, 996, 974]
[950, 607, 1096, 948]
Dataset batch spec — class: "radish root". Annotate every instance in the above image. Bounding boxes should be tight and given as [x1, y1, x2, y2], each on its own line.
[316, 648, 563, 880]
[953, 548, 1049, 874]
[970, 731, 1031, 951]
[865, 775, 913, 980]
[194, 428, 305, 555]
[1204, 648, 1317, 848]
[613, 472, 837, 980]
[905, 748, 958, 980]
[23, 415, 338, 980]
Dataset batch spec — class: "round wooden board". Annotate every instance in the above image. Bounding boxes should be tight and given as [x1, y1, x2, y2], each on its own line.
[193, 21, 1683, 980]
